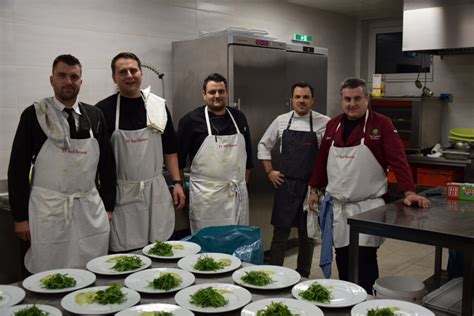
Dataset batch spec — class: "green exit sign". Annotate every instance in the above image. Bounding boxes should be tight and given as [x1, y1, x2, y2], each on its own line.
[293, 33, 312, 42]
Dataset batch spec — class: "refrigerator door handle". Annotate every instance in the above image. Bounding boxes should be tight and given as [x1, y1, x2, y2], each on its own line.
[232, 98, 241, 110]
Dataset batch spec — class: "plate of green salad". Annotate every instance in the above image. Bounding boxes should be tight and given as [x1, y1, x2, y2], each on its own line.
[125, 268, 195, 294]
[23, 268, 96, 293]
[241, 298, 324, 316]
[351, 299, 435, 315]
[292, 279, 367, 308]
[232, 265, 301, 290]
[0, 285, 26, 308]
[116, 303, 195, 316]
[86, 254, 151, 275]
[61, 283, 141, 315]
[177, 253, 241, 274]
[174, 283, 251, 314]
[143, 240, 201, 259]
[3, 303, 62, 316]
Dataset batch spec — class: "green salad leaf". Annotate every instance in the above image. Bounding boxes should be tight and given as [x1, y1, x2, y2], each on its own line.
[75, 284, 126, 306]
[148, 272, 182, 291]
[256, 302, 298, 316]
[138, 312, 173, 316]
[14, 305, 49, 316]
[190, 287, 229, 308]
[367, 307, 400, 316]
[40, 273, 77, 289]
[298, 282, 332, 303]
[241, 270, 273, 286]
[107, 255, 144, 272]
[193, 256, 231, 271]
[148, 240, 173, 257]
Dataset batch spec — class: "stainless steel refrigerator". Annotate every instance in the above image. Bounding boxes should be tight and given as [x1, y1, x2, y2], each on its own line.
[172, 33, 328, 249]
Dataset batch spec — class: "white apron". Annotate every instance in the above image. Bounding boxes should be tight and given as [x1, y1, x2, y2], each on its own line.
[189, 107, 249, 233]
[109, 95, 174, 251]
[326, 111, 387, 248]
[25, 127, 109, 273]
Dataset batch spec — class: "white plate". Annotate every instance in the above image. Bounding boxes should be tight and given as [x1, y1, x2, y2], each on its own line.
[292, 279, 367, 308]
[177, 253, 241, 274]
[241, 298, 324, 316]
[116, 303, 195, 316]
[351, 299, 435, 316]
[0, 285, 25, 307]
[232, 265, 301, 290]
[175, 283, 251, 314]
[86, 254, 151, 275]
[23, 268, 96, 293]
[143, 241, 201, 259]
[3, 304, 62, 316]
[61, 285, 141, 315]
[125, 268, 195, 294]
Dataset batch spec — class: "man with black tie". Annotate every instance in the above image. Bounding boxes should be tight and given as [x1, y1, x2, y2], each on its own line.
[8, 54, 116, 272]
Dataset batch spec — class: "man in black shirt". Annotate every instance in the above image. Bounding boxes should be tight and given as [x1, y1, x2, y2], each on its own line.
[8, 54, 115, 272]
[177, 73, 253, 233]
[96, 52, 184, 251]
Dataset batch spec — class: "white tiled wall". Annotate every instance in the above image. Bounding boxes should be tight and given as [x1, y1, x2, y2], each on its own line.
[0, 0, 358, 179]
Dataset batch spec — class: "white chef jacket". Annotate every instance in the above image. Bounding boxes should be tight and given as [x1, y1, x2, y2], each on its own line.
[257, 110, 329, 159]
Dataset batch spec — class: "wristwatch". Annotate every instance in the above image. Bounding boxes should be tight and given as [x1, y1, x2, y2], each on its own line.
[172, 180, 183, 186]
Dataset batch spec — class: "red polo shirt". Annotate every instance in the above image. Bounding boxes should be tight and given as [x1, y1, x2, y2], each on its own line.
[308, 110, 416, 193]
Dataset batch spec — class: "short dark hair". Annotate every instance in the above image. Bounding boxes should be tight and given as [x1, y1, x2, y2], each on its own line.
[52, 54, 81, 74]
[202, 73, 227, 91]
[111, 52, 142, 74]
[340, 77, 369, 97]
[291, 82, 314, 98]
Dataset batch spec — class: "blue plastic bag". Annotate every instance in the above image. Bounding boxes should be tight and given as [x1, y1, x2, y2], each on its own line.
[181, 225, 264, 265]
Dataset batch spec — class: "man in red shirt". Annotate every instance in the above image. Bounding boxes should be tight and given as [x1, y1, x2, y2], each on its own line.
[308, 77, 429, 292]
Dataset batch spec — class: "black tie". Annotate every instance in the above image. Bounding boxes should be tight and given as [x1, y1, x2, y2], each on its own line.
[63, 108, 77, 137]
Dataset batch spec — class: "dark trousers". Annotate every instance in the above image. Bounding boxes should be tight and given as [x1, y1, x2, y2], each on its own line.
[335, 245, 379, 293]
[447, 249, 464, 279]
[270, 226, 315, 278]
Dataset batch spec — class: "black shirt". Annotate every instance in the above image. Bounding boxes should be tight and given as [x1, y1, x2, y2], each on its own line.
[177, 105, 254, 169]
[342, 114, 364, 142]
[8, 103, 117, 222]
[95, 93, 177, 154]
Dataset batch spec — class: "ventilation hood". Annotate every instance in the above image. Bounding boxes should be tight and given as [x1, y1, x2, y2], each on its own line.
[403, 0, 474, 55]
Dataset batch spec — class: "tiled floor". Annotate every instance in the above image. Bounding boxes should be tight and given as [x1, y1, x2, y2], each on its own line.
[283, 238, 449, 282]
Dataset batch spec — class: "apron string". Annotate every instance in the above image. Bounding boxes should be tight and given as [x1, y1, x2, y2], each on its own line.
[32, 186, 93, 225]
[117, 174, 163, 192]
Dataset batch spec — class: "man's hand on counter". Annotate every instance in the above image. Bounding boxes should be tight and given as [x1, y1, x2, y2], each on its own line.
[14, 220, 31, 241]
[403, 191, 430, 208]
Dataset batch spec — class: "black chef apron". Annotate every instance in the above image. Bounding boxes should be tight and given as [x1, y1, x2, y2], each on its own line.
[271, 112, 319, 229]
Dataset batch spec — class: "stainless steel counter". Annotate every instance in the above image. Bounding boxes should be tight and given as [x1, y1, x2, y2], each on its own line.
[348, 188, 474, 316]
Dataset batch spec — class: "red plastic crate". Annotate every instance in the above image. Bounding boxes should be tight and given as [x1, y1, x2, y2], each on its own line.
[416, 168, 455, 187]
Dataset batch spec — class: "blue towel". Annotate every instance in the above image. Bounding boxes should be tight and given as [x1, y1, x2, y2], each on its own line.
[319, 194, 333, 278]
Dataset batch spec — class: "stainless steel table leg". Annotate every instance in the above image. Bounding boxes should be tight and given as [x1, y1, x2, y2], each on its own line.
[434, 246, 442, 287]
[461, 247, 473, 316]
[349, 227, 359, 284]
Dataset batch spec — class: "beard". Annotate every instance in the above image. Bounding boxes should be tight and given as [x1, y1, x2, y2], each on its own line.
[57, 87, 79, 101]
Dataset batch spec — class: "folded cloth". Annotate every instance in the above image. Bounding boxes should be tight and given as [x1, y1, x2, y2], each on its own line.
[319, 194, 334, 278]
[304, 186, 320, 240]
[142, 86, 167, 133]
[34, 97, 71, 149]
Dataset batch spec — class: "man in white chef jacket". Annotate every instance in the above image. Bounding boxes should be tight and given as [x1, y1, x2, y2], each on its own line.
[177, 73, 253, 233]
[308, 77, 429, 292]
[96, 52, 185, 251]
[8, 54, 115, 273]
[258, 82, 329, 277]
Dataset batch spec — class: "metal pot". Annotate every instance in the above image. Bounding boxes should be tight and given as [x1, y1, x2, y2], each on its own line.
[452, 141, 471, 151]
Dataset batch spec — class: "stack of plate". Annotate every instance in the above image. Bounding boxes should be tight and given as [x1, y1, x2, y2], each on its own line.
[449, 128, 474, 143]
